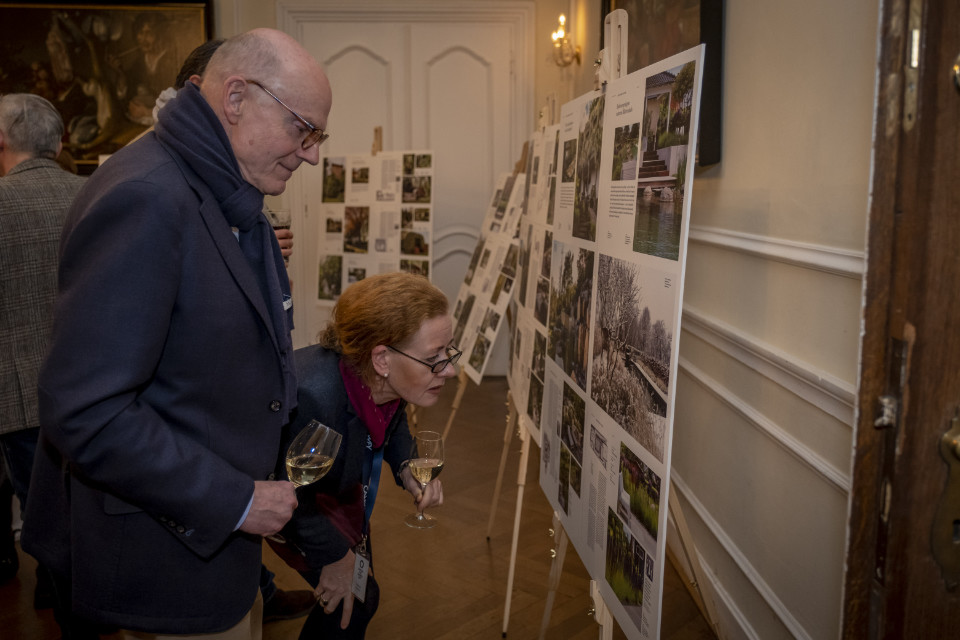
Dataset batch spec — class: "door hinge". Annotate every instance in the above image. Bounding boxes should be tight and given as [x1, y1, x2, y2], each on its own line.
[874, 395, 900, 429]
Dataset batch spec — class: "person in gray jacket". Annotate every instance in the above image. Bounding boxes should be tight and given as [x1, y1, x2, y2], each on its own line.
[0, 93, 85, 613]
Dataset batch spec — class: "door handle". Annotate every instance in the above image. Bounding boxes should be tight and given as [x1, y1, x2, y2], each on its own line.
[932, 411, 960, 590]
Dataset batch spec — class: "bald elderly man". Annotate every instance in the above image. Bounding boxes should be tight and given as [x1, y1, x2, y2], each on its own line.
[22, 28, 331, 638]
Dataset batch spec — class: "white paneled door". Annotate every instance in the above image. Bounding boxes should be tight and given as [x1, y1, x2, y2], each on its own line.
[279, 2, 534, 366]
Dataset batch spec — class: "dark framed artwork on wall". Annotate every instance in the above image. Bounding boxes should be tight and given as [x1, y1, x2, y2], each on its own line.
[602, 0, 722, 166]
[0, 2, 212, 173]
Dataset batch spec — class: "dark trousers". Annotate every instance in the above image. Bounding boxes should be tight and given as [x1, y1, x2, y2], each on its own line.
[0, 426, 40, 508]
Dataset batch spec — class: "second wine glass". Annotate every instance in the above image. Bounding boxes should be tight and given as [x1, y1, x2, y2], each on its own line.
[404, 430, 444, 529]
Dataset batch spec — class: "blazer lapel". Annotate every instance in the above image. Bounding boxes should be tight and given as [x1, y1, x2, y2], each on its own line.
[198, 198, 280, 351]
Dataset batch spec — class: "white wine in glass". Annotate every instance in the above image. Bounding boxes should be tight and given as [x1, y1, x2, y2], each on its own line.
[285, 419, 342, 488]
[404, 431, 444, 529]
[268, 420, 341, 545]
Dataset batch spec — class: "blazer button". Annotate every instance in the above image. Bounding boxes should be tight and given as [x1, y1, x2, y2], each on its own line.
[267, 473, 276, 481]
[177, 525, 186, 534]
[269, 400, 282, 412]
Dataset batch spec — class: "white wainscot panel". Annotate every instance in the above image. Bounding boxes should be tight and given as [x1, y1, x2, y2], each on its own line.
[682, 240, 863, 384]
[679, 314, 854, 474]
[671, 370, 848, 640]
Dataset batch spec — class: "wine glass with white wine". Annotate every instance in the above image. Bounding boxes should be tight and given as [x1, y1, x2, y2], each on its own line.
[267, 420, 341, 545]
[404, 430, 444, 529]
[285, 419, 342, 487]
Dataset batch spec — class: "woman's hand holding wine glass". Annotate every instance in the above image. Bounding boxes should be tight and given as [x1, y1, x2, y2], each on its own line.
[403, 431, 445, 529]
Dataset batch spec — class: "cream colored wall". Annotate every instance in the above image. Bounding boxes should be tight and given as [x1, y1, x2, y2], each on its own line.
[215, 0, 877, 637]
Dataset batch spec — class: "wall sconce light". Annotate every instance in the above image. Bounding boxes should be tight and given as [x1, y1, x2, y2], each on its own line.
[551, 14, 581, 67]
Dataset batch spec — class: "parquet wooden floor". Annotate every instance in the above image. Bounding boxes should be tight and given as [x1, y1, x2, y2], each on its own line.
[1, 376, 717, 640]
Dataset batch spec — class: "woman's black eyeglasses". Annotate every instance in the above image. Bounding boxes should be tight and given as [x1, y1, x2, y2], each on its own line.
[387, 345, 462, 374]
[246, 79, 329, 149]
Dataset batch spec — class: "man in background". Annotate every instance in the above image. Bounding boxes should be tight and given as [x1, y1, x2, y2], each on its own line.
[0, 93, 86, 605]
[22, 28, 331, 637]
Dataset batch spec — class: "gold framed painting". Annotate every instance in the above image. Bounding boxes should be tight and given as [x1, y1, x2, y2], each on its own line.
[0, 2, 211, 173]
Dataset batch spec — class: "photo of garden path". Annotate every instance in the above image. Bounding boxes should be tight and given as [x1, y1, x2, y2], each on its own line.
[590, 254, 672, 462]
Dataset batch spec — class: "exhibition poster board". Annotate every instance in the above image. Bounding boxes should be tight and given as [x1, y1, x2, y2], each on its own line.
[508, 46, 705, 639]
[451, 172, 525, 383]
[316, 150, 434, 302]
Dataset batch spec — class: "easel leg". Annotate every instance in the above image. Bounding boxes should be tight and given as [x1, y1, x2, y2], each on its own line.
[441, 369, 469, 441]
[590, 580, 614, 640]
[501, 423, 530, 638]
[538, 514, 568, 640]
[668, 496, 723, 639]
[487, 393, 517, 539]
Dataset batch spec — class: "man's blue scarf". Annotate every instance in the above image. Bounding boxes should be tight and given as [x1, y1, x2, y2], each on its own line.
[154, 82, 297, 421]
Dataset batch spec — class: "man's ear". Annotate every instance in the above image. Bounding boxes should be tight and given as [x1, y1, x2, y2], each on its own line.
[222, 76, 248, 125]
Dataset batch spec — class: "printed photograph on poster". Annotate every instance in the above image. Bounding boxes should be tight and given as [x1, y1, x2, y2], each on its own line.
[467, 333, 491, 371]
[490, 275, 512, 306]
[317, 255, 342, 301]
[325, 215, 343, 234]
[605, 507, 645, 626]
[463, 240, 485, 287]
[573, 95, 605, 242]
[343, 207, 369, 253]
[590, 254, 675, 462]
[400, 259, 429, 278]
[347, 266, 366, 284]
[612, 122, 641, 181]
[548, 242, 595, 391]
[589, 424, 609, 471]
[534, 276, 550, 326]
[559, 446, 571, 513]
[403, 152, 432, 175]
[616, 443, 661, 547]
[400, 228, 429, 256]
[350, 163, 370, 196]
[453, 293, 476, 347]
[532, 332, 546, 381]
[562, 140, 577, 183]
[402, 175, 431, 203]
[635, 59, 697, 261]
[540, 230, 553, 279]
[495, 175, 517, 219]
[517, 222, 533, 307]
[561, 380, 585, 466]
[322, 157, 345, 202]
[527, 373, 544, 433]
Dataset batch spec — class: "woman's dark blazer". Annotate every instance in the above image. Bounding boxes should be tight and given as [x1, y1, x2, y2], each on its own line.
[278, 345, 413, 570]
